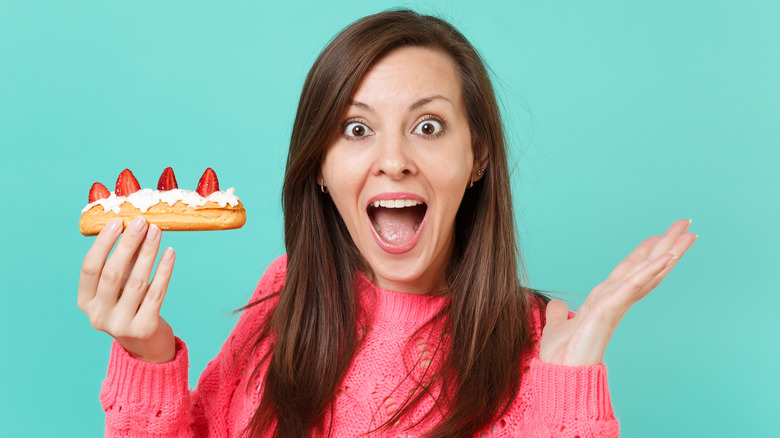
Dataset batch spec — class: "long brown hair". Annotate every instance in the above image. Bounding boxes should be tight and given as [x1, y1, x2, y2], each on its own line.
[243, 9, 544, 437]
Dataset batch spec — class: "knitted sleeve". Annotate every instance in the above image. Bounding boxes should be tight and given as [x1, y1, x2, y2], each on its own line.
[528, 359, 619, 437]
[526, 299, 620, 438]
[99, 255, 287, 437]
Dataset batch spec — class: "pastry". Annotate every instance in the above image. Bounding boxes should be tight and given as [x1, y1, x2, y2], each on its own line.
[79, 167, 246, 235]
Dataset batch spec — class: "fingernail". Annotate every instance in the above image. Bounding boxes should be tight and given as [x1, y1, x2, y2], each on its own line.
[146, 224, 160, 242]
[162, 247, 175, 262]
[129, 216, 146, 233]
[685, 219, 693, 230]
[105, 218, 123, 234]
[665, 254, 678, 267]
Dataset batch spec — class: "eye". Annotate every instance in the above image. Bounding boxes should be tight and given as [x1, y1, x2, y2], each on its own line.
[342, 120, 374, 140]
[412, 117, 445, 138]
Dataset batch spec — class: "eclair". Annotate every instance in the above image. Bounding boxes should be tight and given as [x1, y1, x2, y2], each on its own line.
[79, 167, 246, 236]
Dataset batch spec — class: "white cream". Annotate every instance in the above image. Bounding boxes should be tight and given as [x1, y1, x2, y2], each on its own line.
[82, 188, 240, 214]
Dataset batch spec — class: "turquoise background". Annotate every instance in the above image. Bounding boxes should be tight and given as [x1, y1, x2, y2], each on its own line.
[1, 1, 778, 436]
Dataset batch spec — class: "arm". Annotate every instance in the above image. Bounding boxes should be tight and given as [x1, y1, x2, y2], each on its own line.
[99, 334, 242, 436]
[527, 220, 696, 437]
[78, 218, 284, 436]
[98, 257, 285, 437]
[529, 357, 619, 437]
[100, 338, 193, 437]
[530, 358, 619, 438]
[524, 301, 619, 437]
[539, 219, 696, 366]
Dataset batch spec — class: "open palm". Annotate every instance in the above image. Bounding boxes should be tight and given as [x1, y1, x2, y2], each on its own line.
[539, 219, 697, 366]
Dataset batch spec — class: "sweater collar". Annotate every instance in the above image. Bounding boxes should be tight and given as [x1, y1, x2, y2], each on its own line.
[356, 272, 449, 324]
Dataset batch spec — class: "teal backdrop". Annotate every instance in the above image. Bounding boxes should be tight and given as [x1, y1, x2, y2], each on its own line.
[2, 1, 778, 436]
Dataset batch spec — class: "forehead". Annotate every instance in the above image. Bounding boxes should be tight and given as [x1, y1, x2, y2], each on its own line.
[351, 46, 463, 105]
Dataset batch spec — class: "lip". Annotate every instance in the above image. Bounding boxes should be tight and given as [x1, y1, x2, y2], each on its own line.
[365, 192, 428, 255]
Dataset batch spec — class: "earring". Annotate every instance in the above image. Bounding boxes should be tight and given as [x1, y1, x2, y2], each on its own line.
[469, 167, 485, 188]
[320, 178, 328, 194]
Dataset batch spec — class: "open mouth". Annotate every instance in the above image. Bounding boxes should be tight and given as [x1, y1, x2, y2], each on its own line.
[367, 199, 427, 247]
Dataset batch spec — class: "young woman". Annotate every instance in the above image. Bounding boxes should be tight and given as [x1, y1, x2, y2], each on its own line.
[78, 10, 696, 437]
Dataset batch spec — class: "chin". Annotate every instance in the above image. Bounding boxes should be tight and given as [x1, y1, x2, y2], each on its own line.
[362, 242, 445, 294]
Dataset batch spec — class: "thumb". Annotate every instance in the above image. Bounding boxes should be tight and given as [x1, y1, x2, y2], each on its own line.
[545, 299, 570, 327]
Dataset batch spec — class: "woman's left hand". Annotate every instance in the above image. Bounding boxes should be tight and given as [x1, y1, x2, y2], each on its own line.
[538, 219, 697, 366]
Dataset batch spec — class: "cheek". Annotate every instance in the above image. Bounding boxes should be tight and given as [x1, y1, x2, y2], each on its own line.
[322, 153, 364, 223]
[426, 152, 472, 191]
[320, 146, 338, 183]
[426, 169, 468, 218]
[427, 158, 472, 213]
[328, 186, 358, 220]
[322, 149, 348, 192]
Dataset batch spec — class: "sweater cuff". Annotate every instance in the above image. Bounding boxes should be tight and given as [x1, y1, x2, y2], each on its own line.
[530, 358, 616, 424]
[100, 338, 191, 433]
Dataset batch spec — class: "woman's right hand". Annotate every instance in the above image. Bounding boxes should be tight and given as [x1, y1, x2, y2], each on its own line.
[78, 216, 177, 363]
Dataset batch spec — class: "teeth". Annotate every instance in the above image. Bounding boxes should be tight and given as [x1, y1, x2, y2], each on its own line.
[371, 199, 423, 208]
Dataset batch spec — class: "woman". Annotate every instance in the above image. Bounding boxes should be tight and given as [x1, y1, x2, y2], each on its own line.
[78, 10, 696, 437]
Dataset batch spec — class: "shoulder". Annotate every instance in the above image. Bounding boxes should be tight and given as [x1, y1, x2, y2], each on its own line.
[232, 255, 287, 335]
[250, 254, 288, 302]
[219, 255, 287, 354]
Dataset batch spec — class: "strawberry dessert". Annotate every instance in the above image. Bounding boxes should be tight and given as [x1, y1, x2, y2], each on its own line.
[79, 167, 246, 235]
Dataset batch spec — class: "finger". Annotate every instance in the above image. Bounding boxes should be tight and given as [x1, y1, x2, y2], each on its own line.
[91, 216, 149, 312]
[135, 247, 176, 324]
[667, 231, 698, 258]
[544, 299, 570, 327]
[114, 224, 162, 318]
[120, 244, 142, 298]
[643, 232, 698, 292]
[643, 219, 692, 265]
[112, 244, 142, 303]
[607, 235, 662, 281]
[78, 218, 124, 310]
[621, 219, 692, 280]
[614, 252, 676, 309]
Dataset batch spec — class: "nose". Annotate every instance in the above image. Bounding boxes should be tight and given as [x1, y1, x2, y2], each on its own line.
[372, 132, 417, 180]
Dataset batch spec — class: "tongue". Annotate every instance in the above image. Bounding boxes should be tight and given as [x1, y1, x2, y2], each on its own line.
[372, 207, 419, 245]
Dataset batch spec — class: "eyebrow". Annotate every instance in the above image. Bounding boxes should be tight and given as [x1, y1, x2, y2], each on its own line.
[347, 95, 453, 113]
[408, 95, 452, 111]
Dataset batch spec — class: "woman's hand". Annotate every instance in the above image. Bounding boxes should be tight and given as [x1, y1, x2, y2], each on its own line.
[539, 219, 697, 366]
[77, 216, 177, 363]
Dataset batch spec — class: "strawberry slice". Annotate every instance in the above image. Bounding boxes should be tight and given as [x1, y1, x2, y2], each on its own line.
[196, 168, 219, 196]
[157, 167, 178, 191]
[88, 182, 111, 203]
[115, 169, 141, 196]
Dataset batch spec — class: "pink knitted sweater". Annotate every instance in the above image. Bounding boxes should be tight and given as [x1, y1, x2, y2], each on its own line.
[100, 255, 619, 437]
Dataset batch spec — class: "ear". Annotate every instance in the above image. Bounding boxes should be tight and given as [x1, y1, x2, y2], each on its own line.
[315, 169, 329, 194]
[471, 141, 489, 183]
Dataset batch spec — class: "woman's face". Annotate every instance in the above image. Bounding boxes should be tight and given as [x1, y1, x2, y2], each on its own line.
[321, 46, 483, 294]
